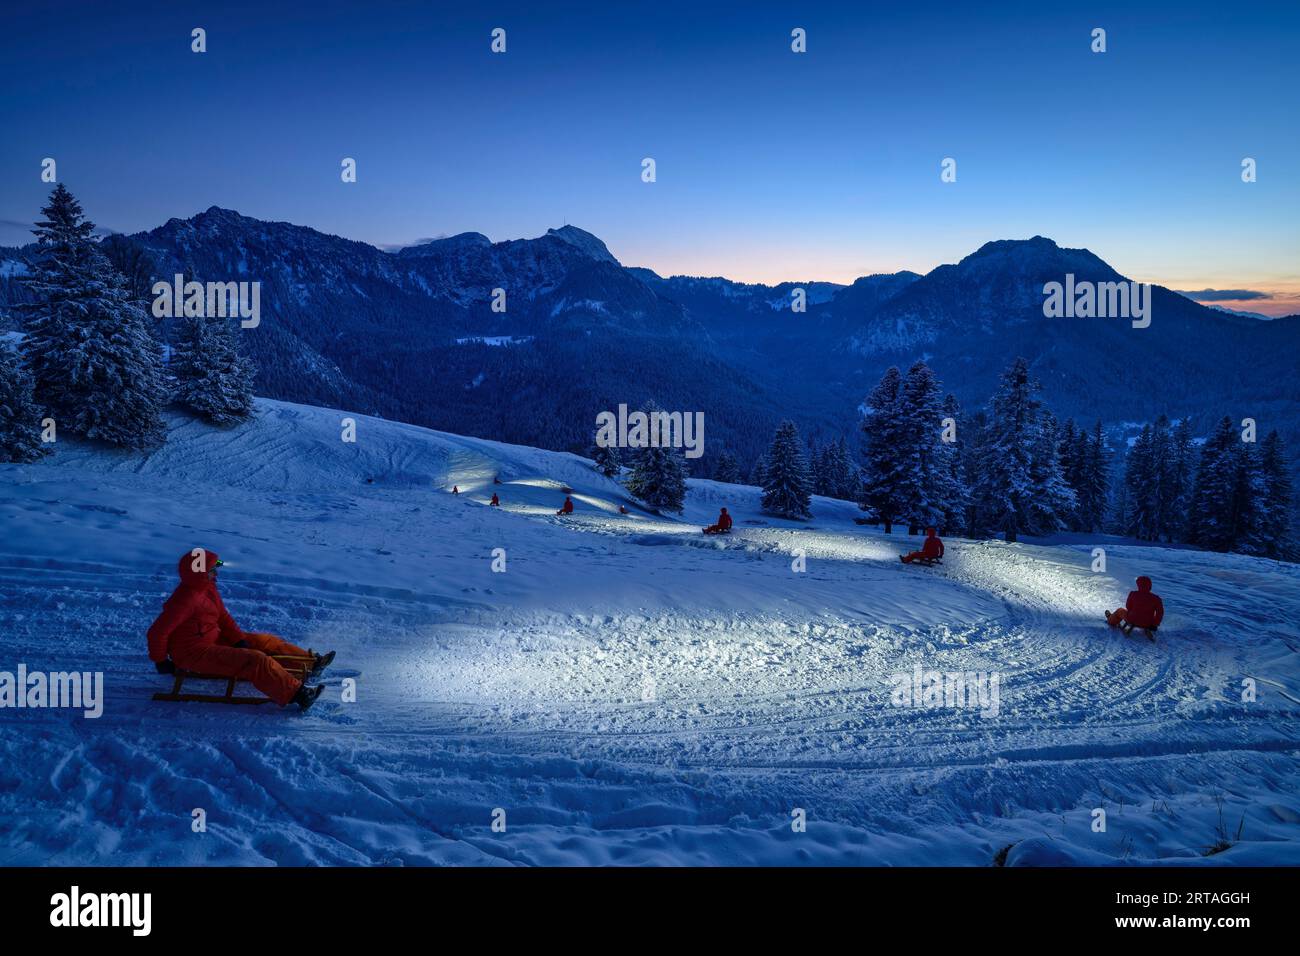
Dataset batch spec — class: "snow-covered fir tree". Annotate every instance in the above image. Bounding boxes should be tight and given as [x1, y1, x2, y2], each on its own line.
[1189, 416, 1241, 552]
[960, 409, 995, 537]
[20, 185, 166, 448]
[977, 357, 1042, 543]
[761, 419, 812, 519]
[623, 404, 687, 512]
[1026, 410, 1076, 535]
[938, 393, 970, 534]
[808, 441, 827, 496]
[820, 437, 858, 501]
[1122, 423, 1160, 540]
[590, 433, 621, 477]
[1232, 440, 1269, 557]
[0, 344, 46, 463]
[896, 360, 962, 533]
[712, 449, 742, 484]
[1257, 430, 1295, 560]
[1078, 420, 1111, 533]
[1163, 418, 1196, 543]
[858, 366, 908, 532]
[171, 311, 256, 426]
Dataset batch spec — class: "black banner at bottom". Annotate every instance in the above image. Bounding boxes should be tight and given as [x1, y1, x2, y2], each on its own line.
[0, 866, 1286, 941]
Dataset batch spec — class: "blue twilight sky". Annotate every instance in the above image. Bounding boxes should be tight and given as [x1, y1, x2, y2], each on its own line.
[2, 0, 1298, 313]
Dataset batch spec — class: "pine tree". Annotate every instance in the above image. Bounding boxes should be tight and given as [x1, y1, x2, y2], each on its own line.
[1233, 441, 1269, 556]
[20, 185, 166, 448]
[624, 403, 687, 512]
[1079, 420, 1111, 533]
[713, 449, 742, 484]
[99, 235, 158, 306]
[0, 344, 46, 463]
[1258, 431, 1295, 560]
[859, 366, 908, 532]
[980, 357, 1042, 543]
[1026, 410, 1076, 535]
[1162, 418, 1196, 542]
[590, 433, 621, 477]
[1123, 424, 1159, 540]
[821, 437, 858, 502]
[897, 361, 948, 533]
[1189, 416, 1240, 551]
[961, 409, 995, 537]
[761, 420, 812, 519]
[171, 311, 256, 426]
[808, 441, 827, 496]
[938, 394, 970, 534]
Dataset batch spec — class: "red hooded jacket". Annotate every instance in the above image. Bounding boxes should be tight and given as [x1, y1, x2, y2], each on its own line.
[1124, 576, 1164, 629]
[718, 509, 732, 531]
[921, 529, 944, 559]
[147, 550, 245, 663]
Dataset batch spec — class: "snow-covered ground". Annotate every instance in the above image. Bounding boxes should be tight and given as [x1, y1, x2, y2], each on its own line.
[1, 399, 1298, 866]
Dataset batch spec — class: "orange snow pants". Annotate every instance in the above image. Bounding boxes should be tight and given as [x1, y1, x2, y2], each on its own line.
[172, 631, 306, 706]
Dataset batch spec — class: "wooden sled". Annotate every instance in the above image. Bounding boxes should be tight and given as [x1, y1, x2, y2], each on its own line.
[1118, 622, 1157, 642]
[152, 654, 314, 705]
[1104, 614, 1157, 642]
[911, 556, 943, 567]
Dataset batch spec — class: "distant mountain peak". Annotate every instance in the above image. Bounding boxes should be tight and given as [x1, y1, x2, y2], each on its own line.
[964, 235, 1061, 261]
[545, 225, 620, 265]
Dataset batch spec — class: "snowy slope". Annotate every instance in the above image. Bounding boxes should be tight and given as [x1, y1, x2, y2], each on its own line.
[1, 399, 1298, 866]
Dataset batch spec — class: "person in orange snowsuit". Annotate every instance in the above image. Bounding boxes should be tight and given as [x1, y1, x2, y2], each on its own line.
[1106, 576, 1164, 634]
[490, 493, 500, 506]
[901, 527, 944, 564]
[452, 486, 459, 495]
[147, 550, 327, 709]
[557, 496, 574, 515]
[704, 507, 733, 534]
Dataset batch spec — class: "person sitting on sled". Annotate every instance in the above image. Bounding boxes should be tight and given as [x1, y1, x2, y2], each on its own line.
[452, 485, 459, 495]
[901, 527, 944, 564]
[557, 496, 574, 515]
[147, 550, 333, 710]
[1106, 576, 1164, 635]
[618, 505, 629, 515]
[704, 507, 733, 534]
[490, 493, 500, 506]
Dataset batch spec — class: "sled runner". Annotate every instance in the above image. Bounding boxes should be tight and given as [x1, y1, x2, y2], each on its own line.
[152, 654, 315, 705]
[702, 526, 731, 535]
[1104, 614, 1156, 642]
[910, 556, 943, 567]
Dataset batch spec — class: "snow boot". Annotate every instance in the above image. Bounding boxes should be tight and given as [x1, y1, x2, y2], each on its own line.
[310, 650, 336, 678]
[291, 683, 324, 712]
